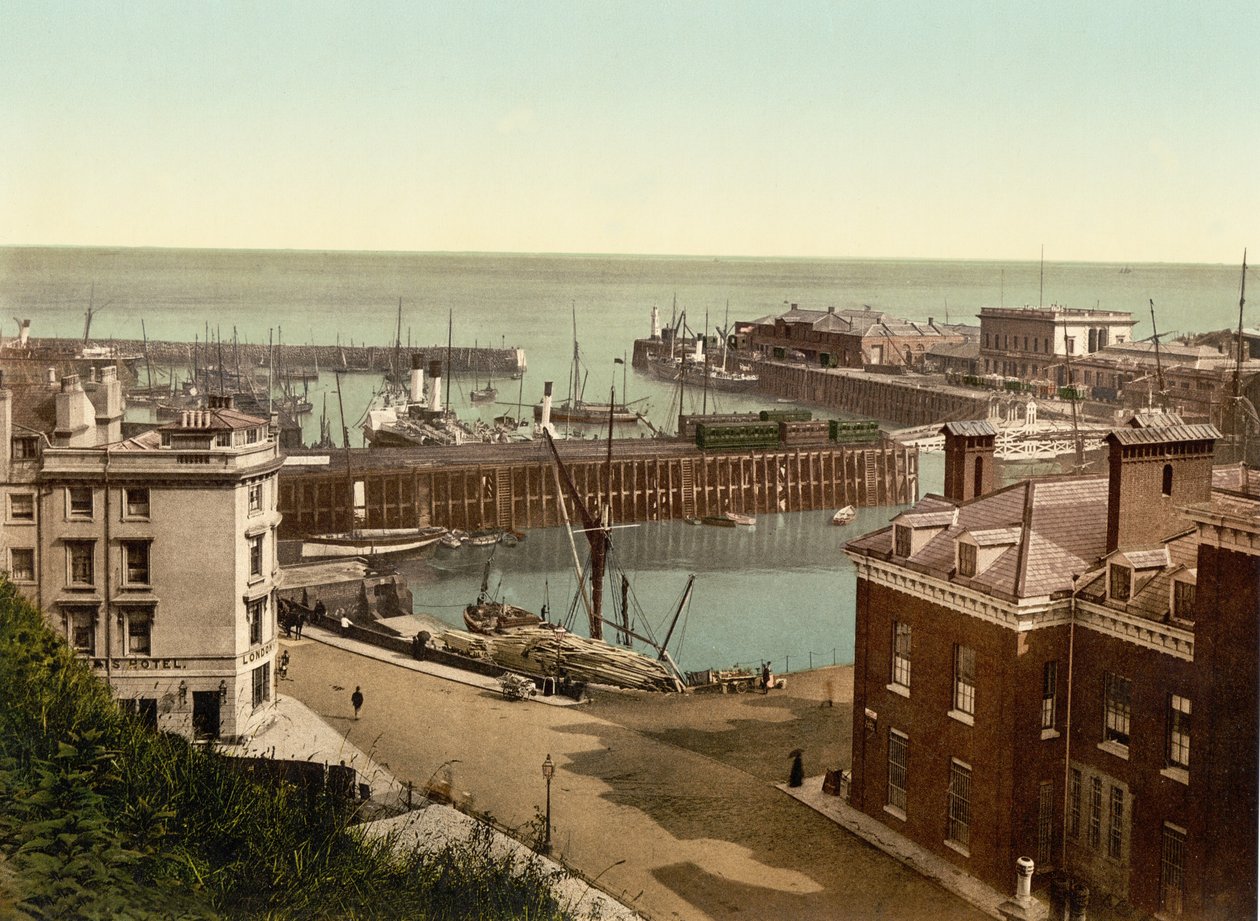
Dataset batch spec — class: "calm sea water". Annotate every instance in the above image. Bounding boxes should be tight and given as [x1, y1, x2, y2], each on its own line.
[0, 247, 1246, 672]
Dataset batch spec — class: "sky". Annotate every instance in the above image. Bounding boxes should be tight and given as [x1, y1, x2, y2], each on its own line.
[1, 1, 1256, 262]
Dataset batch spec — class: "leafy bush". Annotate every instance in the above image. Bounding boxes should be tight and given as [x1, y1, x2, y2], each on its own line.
[0, 579, 571, 920]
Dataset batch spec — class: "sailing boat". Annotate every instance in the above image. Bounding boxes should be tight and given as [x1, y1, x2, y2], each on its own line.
[469, 340, 498, 403]
[444, 402, 691, 692]
[533, 305, 644, 426]
[301, 371, 448, 558]
[647, 307, 759, 393]
[462, 549, 543, 633]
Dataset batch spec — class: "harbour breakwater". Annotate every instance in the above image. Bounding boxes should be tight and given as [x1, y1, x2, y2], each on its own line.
[755, 362, 989, 427]
[632, 336, 988, 428]
[9, 337, 526, 379]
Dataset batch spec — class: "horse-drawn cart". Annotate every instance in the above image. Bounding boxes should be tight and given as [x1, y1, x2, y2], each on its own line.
[685, 668, 760, 694]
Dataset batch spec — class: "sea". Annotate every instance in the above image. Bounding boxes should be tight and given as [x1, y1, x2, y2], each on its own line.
[0, 247, 1250, 675]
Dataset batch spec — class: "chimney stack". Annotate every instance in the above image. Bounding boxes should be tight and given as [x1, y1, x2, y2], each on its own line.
[1105, 422, 1218, 553]
[941, 421, 997, 502]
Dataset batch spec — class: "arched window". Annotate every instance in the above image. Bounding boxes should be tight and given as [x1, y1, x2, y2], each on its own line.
[1162, 464, 1173, 497]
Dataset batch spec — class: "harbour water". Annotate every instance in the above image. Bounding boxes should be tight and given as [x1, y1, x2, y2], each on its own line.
[0, 247, 1245, 671]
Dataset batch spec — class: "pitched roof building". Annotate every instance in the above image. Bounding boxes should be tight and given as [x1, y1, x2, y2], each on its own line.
[844, 413, 1257, 919]
[742, 304, 967, 369]
[2, 372, 284, 742]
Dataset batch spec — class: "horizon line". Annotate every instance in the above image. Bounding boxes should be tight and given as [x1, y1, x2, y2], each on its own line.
[0, 242, 1241, 269]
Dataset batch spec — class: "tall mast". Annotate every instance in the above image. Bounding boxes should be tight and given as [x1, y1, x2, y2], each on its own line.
[445, 309, 453, 415]
[543, 429, 606, 640]
[702, 307, 710, 416]
[1233, 250, 1248, 404]
[141, 319, 155, 392]
[335, 370, 355, 531]
[1149, 299, 1167, 409]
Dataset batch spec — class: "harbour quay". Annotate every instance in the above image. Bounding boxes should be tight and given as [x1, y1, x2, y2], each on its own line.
[276, 436, 916, 537]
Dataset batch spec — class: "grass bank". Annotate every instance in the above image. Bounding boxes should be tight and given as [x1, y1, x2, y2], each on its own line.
[0, 578, 570, 920]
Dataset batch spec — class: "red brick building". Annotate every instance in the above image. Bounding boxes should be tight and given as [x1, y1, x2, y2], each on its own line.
[743, 304, 966, 369]
[844, 417, 1258, 919]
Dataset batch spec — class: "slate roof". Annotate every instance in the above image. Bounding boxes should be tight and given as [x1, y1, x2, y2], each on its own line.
[157, 407, 267, 432]
[754, 307, 959, 340]
[1128, 411, 1185, 428]
[848, 476, 1110, 600]
[940, 420, 997, 438]
[895, 508, 958, 529]
[1106, 424, 1220, 447]
[9, 387, 58, 435]
[967, 527, 1022, 547]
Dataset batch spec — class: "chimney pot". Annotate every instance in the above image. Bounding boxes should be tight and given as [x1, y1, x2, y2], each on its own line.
[1015, 857, 1034, 900]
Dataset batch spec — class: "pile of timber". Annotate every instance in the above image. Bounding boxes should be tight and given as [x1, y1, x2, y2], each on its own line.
[442, 626, 684, 693]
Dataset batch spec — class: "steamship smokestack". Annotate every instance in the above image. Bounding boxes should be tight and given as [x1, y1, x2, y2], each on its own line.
[428, 359, 443, 413]
[540, 380, 554, 432]
[409, 353, 424, 403]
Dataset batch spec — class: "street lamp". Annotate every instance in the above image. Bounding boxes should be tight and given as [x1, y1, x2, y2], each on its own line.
[541, 753, 555, 853]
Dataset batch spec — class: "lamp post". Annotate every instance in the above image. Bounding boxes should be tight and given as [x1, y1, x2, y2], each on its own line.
[541, 753, 555, 853]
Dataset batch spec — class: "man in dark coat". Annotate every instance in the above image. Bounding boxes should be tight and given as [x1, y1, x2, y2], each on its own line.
[351, 686, 364, 719]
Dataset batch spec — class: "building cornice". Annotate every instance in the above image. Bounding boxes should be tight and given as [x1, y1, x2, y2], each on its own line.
[1184, 514, 1260, 556]
[1074, 600, 1194, 662]
[847, 549, 1196, 660]
[844, 550, 1057, 631]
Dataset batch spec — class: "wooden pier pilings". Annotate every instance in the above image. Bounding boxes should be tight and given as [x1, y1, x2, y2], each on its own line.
[277, 440, 917, 538]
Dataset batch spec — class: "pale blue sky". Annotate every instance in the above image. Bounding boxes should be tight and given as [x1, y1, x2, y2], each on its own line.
[1, 1, 1255, 261]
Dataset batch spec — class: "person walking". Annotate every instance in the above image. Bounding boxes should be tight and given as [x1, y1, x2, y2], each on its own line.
[351, 686, 364, 719]
[293, 612, 304, 639]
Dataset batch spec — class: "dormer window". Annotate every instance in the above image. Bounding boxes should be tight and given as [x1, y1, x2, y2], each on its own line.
[958, 543, 977, 577]
[1173, 580, 1196, 621]
[894, 525, 911, 558]
[1110, 563, 1132, 602]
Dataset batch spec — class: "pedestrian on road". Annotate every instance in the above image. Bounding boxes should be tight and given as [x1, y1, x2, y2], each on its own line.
[314, 599, 327, 624]
[351, 686, 364, 719]
[294, 612, 304, 639]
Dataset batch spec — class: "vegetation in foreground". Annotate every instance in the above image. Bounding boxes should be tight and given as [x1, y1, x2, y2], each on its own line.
[0, 579, 570, 920]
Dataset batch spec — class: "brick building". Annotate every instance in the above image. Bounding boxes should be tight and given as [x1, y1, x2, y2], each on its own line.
[979, 306, 1135, 383]
[844, 415, 1257, 919]
[1, 369, 283, 741]
[742, 304, 967, 370]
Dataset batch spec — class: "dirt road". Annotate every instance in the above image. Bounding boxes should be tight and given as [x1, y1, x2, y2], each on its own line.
[284, 640, 986, 921]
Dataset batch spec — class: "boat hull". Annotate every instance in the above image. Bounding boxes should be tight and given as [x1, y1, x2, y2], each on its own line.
[532, 402, 640, 425]
[301, 527, 447, 560]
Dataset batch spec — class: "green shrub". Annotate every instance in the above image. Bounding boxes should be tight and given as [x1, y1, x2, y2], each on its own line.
[0, 579, 571, 920]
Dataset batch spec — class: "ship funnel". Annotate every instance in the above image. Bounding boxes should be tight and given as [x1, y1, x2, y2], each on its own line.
[409, 353, 424, 403]
[428, 359, 443, 412]
[538, 380, 555, 435]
